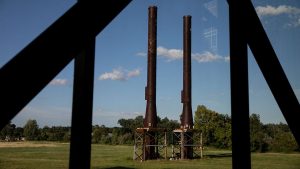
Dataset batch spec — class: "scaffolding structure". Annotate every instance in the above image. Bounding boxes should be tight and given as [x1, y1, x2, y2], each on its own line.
[172, 129, 203, 159]
[133, 128, 167, 161]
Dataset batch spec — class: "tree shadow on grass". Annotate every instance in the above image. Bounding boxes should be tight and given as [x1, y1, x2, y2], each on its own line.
[95, 167, 135, 169]
[204, 153, 232, 158]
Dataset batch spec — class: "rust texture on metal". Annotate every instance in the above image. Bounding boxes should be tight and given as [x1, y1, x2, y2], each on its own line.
[144, 6, 158, 128]
[181, 15, 193, 130]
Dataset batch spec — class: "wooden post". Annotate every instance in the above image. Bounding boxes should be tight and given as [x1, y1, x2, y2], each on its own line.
[69, 38, 95, 169]
[229, 0, 251, 168]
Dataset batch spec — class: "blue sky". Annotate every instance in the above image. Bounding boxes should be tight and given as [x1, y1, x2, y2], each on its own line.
[0, 0, 300, 127]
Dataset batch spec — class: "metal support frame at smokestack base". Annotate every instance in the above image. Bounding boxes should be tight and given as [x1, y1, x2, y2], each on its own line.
[143, 6, 158, 160]
[133, 128, 167, 161]
[179, 15, 194, 159]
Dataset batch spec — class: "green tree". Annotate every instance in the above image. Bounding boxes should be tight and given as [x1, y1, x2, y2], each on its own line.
[111, 127, 120, 145]
[23, 119, 39, 140]
[157, 117, 180, 145]
[264, 123, 298, 152]
[92, 125, 109, 144]
[249, 114, 268, 152]
[214, 114, 231, 148]
[118, 115, 143, 132]
[0, 122, 16, 141]
[40, 126, 50, 141]
[194, 105, 231, 148]
[158, 117, 180, 131]
[13, 127, 24, 140]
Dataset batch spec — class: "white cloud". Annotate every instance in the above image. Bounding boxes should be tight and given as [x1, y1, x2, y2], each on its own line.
[157, 46, 183, 61]
[192, 51, 223, 63]
[138, 46, 228, 63]
[255, 5, 300, 27]
[50, 78, 68, 86]
[138, 46, 183, 61]
[99, 68, 141, 81]
[127, 69, 141, 78]
[256, 5, 300, 17]
[99, 68, 126, 81]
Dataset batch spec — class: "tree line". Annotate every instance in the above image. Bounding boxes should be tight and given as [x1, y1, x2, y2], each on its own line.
[0, 116, 179, 145]
[194, 105, 299, 152]
[1, 105, 299, 152]
[0, 119, 70, 142]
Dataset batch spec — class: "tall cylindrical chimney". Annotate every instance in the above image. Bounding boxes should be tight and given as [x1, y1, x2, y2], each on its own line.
[144, 6, 158, 160]
[144, 6, 157, 128]
[181, 15, 193, 159]
[181, 15, 193, 129]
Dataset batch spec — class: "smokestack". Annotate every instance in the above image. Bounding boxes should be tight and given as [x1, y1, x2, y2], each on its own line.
[181, 15, 193, 159]
[144, 6, 158, 128]
[143, 6, 157, 160]
[181, 15, 193, 129]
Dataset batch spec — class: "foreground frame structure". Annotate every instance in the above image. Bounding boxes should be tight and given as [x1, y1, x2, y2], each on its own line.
[0, 1, 299, 169]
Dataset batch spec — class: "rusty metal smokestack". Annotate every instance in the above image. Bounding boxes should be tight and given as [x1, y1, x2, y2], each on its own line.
[144, 6, 158, 128]
[181, 15, 193, 129]
[181, 15, 193, 159]
[143, 6, 157, 160]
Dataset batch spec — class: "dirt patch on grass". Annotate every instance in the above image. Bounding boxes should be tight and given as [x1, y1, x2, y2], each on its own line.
[0, 142, 62, 148]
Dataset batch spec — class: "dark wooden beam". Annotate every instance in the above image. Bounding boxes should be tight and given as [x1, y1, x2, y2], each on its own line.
[244, 0, 300, 145]
[228, 0, 251, 168]
[69, 38, 95, 169]
[0, 0, 131, 129]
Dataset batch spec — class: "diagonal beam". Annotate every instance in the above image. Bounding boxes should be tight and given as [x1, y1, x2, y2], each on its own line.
[0, 0, 131, 129]
[244, 0, 300, 145]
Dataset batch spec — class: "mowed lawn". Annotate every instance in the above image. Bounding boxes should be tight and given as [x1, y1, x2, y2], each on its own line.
[0, 142, 299, 169]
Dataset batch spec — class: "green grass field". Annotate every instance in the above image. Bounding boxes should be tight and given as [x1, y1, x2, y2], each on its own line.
[0, 142, 299, 169]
